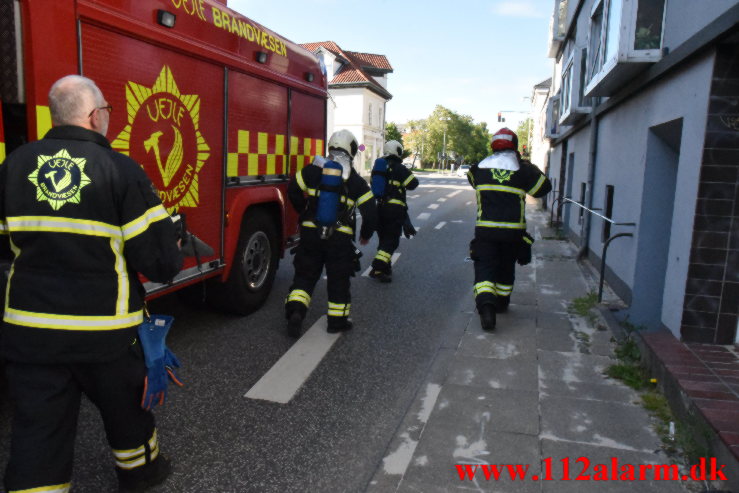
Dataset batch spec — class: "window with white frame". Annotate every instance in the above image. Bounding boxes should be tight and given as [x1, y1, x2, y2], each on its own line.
[560, 48, 591, 125]
[585, 0, 667, 97]
[368, 103, 373, 126]
[560, 57, 573, 117]
[587, 0, 605, 85]
[546, 94, 561, 138]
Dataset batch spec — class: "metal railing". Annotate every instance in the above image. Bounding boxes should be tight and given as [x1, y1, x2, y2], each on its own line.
[555, 197, 636, 302]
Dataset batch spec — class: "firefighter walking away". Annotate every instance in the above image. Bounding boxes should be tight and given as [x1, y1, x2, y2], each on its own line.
[369, 140, 419, 283]
[467, 128, 551, 331]
[0, 75, 183, 492]
[284, 130, 377, 337]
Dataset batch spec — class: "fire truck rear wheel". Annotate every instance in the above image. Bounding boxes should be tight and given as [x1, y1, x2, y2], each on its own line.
[212, 211, 279, 315]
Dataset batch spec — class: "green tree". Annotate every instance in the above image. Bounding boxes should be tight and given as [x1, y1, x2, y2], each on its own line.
[384, 122, 410, 159]
[400, 106, 491, 168]
[516, 118, 533, 158]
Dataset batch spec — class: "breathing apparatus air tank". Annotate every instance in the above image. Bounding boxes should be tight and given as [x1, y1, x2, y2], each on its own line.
[371, 157, 388, 199]
[315, 160, 344, 239]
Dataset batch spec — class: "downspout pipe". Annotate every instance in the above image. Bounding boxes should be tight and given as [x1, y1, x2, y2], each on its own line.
[578, 98, 601, 260]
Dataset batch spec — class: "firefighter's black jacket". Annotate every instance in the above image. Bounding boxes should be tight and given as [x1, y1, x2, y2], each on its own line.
[378, 155, 419, 214]
[467, 152, 552, 241]
[0, 126, 183, 363]
[288, 163, 377, 240]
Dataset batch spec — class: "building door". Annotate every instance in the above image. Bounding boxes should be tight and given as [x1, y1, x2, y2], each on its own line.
[630, 118, 682, 329]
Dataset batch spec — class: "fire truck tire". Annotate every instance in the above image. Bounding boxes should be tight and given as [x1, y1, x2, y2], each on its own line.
[210, 210, 279, 315]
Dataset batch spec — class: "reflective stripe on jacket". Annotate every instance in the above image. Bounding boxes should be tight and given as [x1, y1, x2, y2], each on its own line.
[467, 155, 551, 241]
[0, 126, 183, 363]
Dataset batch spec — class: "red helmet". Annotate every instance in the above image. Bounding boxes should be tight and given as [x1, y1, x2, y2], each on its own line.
[491, 127, 518, 152]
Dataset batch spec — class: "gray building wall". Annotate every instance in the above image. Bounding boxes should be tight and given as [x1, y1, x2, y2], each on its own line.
[544, 0, 738, 341]
[663, 0, 738, 49]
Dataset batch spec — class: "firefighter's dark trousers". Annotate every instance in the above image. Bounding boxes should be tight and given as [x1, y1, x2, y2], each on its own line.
[371, 207, 404, 274]
[470, 237, 518, 310]
[286, 228, 354, 328]
[3, 345, 159, 493]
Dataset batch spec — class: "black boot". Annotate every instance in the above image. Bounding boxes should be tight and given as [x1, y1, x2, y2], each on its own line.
[495, 296, 510, 313]
[479, 304, 496, 332]
[327, 317, 353, 333]
[287, 311, 303, 338]
[369, 269, 392, 283]
[117, 455, 171, 493]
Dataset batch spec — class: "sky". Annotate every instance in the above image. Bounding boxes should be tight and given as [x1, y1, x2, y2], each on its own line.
[228, 0, 554, 131]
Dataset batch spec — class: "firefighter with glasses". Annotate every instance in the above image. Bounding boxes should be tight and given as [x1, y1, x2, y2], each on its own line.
[369, 140, 419, 283]
[0, 75, 182, 492]
[468, 127, 551, 331]
[285, 129, 377, 337]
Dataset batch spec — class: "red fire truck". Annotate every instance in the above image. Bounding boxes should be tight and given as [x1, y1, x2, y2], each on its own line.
[0, 0, 328, 314]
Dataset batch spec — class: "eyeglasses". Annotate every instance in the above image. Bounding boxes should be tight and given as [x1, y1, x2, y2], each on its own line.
[88, 105, 113, 118]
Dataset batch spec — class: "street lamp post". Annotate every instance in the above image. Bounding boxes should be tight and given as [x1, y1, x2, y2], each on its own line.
[440, 116, 450, 173]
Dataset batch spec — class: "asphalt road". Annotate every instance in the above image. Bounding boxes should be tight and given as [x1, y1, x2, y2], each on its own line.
[0, 172, 480, 493]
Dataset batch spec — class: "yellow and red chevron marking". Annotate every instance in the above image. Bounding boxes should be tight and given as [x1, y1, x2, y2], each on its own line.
[290, 136, 324, 174]
[227, 130, 287, 178]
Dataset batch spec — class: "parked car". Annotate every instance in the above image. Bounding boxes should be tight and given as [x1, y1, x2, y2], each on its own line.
[456, 164, 470, 177]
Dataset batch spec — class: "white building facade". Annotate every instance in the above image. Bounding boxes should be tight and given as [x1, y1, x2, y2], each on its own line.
[301, 42, 393, 176]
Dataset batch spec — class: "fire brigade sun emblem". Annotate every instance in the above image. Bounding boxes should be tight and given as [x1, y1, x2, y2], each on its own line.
[491, 169, 513, 184]
[28, 149, 91, 210]
[111, 66, 210, 213]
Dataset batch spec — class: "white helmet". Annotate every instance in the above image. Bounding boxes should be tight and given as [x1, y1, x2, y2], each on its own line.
[328, 129, 359, 158]
[383, 140, 403, 158]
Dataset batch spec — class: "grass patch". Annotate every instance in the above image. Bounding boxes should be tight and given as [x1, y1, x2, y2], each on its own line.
[569, 292, 598, 317]
[606, 326, 711, 467]
[568, 292, 600, 326]
[606, 363, 647, 390]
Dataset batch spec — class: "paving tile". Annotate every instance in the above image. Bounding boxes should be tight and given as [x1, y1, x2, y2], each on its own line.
[693, 398, 739, 411]
[538, 351, 614, 386]
[446, 354, 538, 391]
[398, 428, 541, 493]
[682, 388, 738, 401]
[719, 431, 739, 446]
[429, 384, 539, 436]
[678, 380, 733, 393]
[537, 327, 579, 353]
[540, 395, 661, 452]
[457, 331, 538, 360]
[539, 378, 639, 404]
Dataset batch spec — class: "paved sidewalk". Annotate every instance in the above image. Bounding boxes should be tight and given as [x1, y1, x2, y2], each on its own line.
[367, 207, 698, 493]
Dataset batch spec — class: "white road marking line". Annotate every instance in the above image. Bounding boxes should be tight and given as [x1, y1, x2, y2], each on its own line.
[417, 212, 431, 220]
[451, 220, 464, 223]
[244, 316, 340, 404]
[447, 190, 462, 198]
[428, 189, 436, 193]
[408, 194, 420, 199]
[465, 201, 473, 206]
[427, 203, 439, 210]
[437, 198, 447, 202]
[361, 266, 372, 277]
[435, 221, 446, 230]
